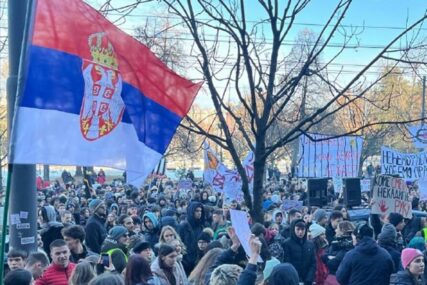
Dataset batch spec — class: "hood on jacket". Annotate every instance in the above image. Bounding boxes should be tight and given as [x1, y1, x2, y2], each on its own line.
[109, 203, 119, 213]
[355, 236, 378, 255]
[187, 201, 205, 227]
[143, 212, 159, 229]
[272, 209, 284, 223]
[268, 263, 300, 285]
[290, 218, 307, 242]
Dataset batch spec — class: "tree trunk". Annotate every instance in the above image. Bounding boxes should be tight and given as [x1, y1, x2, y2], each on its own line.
[43, 165, 50, 181]
[250, 140, 267, 223]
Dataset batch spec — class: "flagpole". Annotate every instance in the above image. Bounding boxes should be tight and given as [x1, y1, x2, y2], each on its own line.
[0, 164, 13, 281]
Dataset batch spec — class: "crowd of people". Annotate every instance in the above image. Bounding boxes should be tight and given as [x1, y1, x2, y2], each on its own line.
[4, 169, 427, 285]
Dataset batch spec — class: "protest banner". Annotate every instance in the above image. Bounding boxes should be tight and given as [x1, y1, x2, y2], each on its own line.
[418, 179, 427, 201]
[360, 178, 371, 193]
[381, 146, 427, 179]
[281, 200, 304, 211]
[298, 134, 363, 178]
[230, 210, 262, 262]
[371, 175, 412, 218]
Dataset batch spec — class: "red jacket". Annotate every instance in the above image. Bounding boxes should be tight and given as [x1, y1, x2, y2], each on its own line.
[35, 262, 76, 285]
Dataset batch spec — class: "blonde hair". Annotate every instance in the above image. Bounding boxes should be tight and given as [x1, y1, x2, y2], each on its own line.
[159, 226, 182, 244]
[69, 261, 95, 285]
[210, 264, 242, 285]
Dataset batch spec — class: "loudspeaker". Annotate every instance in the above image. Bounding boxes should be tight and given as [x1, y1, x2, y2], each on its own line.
[343, 178, 361, 207]
[307, 178, 328, 207]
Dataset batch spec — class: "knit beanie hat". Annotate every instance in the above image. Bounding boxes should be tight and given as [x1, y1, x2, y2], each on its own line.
[158, 244, 176, 257]
[133, 241, 151, 254]
[108, 226, 128, 241]
[408, 237, 426, 252]
[388, 213, 404, 227]
[378, 223, 397, 242]
[89, 199, 104, 213]
[401, 248, 423, 269]
[313, 209, 327, 223]
[198, 232, 212, 243]
[263, 257, 281, 280]
[309, 223, 326, 239]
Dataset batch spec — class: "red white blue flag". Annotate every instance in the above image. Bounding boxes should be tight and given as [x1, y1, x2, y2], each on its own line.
[10, 0, 202, 185]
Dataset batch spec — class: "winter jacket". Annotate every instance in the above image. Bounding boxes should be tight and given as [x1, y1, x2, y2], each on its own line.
[325, 222, 336, 244]
[282, 219, 316, 284]
[336, 236, 394, 285]
[35, 262, 76, 285]
[322, 235, 354, 275]
[390, 269, 424, 285]
[151, 257, 188, 285]
[40, 205, 64, 258]
[69, 244, 96, 263]
[142, 212, 160, 249]
[178, 202, 206, 274]
[85, 214, 107, 254]
[378, 240, 402, 273]
[100, 238, 128, 274]
[265, 263, 300, 285]
[315, 247, 328, 285]
[236, 264, 257, 285]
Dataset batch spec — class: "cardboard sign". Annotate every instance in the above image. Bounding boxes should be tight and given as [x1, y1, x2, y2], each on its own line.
[371, 175, 412, 218]
[178, 179, 193, 190]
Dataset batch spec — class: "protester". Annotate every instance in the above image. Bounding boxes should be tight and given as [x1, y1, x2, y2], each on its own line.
[336, 223, 394, 285]
[62, 225, 96, 263]
[124, 254, 161, 285]
[25, 252, 50, 281]
[69, 261, 96, 285]
[7, 248, 28, 271]
[390, 248, 425, 285]
[35, 239, 76, 285]
[325, 211, 343, 244]
[88, 272, 125, 285]
[100, 225, 130, 274]
[40, 205, 64, 258]
[85, 199, 107, 254]
[151, 244, 188, 285]
[4, 269, 33, 285]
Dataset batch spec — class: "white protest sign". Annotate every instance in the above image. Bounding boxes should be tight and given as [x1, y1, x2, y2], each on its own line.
[381, 146, 427, 179]
[418, 178, 427, 201]
[360, 179, 371, 193]
[178, 179, 193, 190]
[230, 209, 262, 262]
[371, 175, 412, 218]
[332, 177, 343, 193]
[281, 200, 304, 211]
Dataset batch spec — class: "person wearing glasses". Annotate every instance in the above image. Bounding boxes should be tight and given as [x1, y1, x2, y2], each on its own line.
[100, 225, 130, 274]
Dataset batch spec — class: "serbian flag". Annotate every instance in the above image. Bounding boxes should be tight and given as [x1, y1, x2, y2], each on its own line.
[9, 0, 202, 185]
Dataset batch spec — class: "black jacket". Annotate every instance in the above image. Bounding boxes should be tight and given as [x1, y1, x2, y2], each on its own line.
[322, 235, 354, 275]
[85, 214, 107, 254]
[390, 270, 424, 285]
[282, 219, 316, 284]
[178, 202, 206, 275]
[325, 222, 336, 244]
[336, 236, 394, 285]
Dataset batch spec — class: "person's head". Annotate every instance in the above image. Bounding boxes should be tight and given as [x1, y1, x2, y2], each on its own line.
[107, 213, 116, 223]
[264, 263, 299, 285]
[88, 199, 106, 218]
[37, 233, 43, 248]
[329, 211, 344, 229]
[388, 213, 405, 231]
[189, 248, 222, 284]
[69, 261, 95, 285]
[4, 269, 33, 285]
[7, 249, 28, 270]
[168, 239, 185, 256]
[62, 225, 85, 251]
[88, 272, 124, 285]
[61, 210, 73, 224]
[402, 248, 425, 277]
[160, 225, 178, 243]
[50, 239, 70, 268]
[197, 232, 212, 252]
[210, 264, 242, 285]
[274, 211, 283, 224]
[124, 254, 153, 285]
[25, 252, 49, 280]
[288, 209, 302, 223]
[142, 212, 158, 231]
[194, 206, 203, 220]
[212, 209, 224, 224]
[133, 241, 153, 261]
[108, 226, 130, 246]
[334, 205, 349, 219]
[336, 221, 355, 237]
[352, 223, 374, 245]
[158, 244, 178, 269]
[313, 209, 328, 226]
[293, 220, 307, 239]
[408, 236, 426, 252]
[309, 223, 326, 241]
[118, 215, 134, 232]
